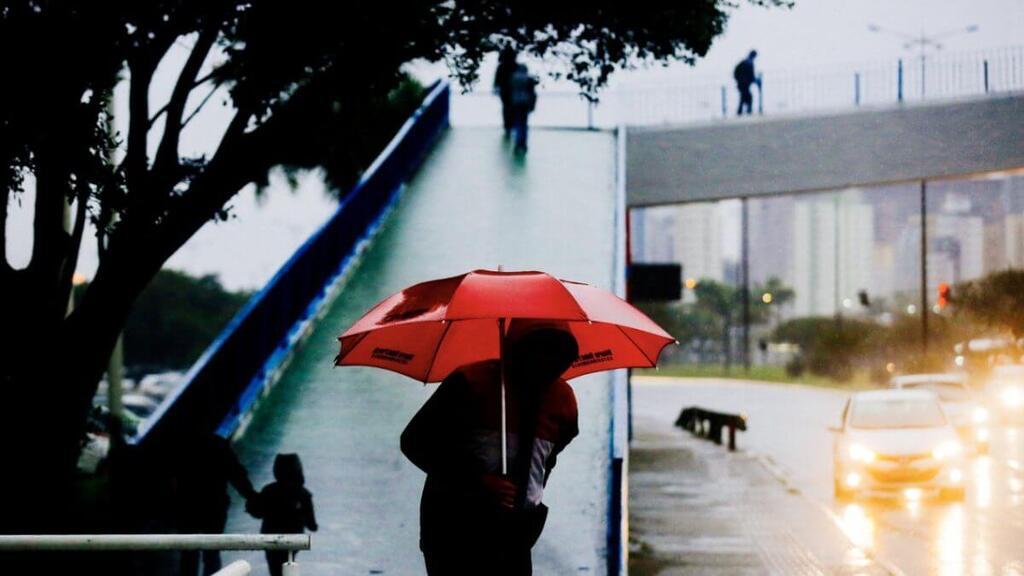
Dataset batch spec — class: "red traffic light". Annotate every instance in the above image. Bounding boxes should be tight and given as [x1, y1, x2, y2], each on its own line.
[937, 282, 950, 309]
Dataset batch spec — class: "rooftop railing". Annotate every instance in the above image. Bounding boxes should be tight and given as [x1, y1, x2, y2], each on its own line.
[454, 45, 1024, 128]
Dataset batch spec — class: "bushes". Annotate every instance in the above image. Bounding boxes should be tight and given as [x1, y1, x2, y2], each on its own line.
[772, 317, 876, 382]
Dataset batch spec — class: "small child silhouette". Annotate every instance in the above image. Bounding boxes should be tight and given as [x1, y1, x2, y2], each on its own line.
[247, 453, 318, 576]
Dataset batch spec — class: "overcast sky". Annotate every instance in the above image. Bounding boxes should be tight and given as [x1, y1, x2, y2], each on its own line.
[410, 0, 1024, 91]
[629, 0, 1024, 82]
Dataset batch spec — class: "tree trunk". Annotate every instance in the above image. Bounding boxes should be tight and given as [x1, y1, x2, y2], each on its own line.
[0, 259, 138, 536]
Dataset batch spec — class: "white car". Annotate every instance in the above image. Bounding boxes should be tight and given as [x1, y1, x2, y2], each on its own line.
[137, 371, 184, 401]
[890, 373, 989, 454]
[986, 364, 1024, 423]
[93, 393, 160, 419]
[832, 389, 966, 501]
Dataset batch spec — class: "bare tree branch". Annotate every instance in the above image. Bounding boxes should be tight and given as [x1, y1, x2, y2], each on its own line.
[122, 33, 178, 207]
[123, 59, 154, 199]
[152, 24, 219, 186]
[180, 85, 220, 130]
[147, 70, 219, 128]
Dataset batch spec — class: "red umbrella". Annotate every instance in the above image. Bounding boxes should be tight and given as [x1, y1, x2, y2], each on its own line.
[334, 269, 675, 472]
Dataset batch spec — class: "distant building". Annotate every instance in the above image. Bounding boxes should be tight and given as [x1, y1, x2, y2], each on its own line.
[631, 203, 723, 293]
[896, 200, 985, 295]
[748, 196, 795, 286]
[1001, 214, 1024, 269]
[790, 193, 874, 317]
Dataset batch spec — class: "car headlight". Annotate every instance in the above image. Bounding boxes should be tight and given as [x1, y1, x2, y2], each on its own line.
[1002, 387, 1024, 408]
[973, 406, 989, 424]
[933, 440, 963, 460]
[848, 443, 877, 463]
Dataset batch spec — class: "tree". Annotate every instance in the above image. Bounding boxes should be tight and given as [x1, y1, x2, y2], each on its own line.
[772, 316, 876, 381]
[952, 269, 1024, 339]
[0, 0, 788, 533]
[634, 300, 718, 362]
[691, 277, 789, 368]
[82, 270, 251, 371]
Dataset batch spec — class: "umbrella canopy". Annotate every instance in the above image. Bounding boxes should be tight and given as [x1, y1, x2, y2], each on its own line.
[334, 269, 675, 382]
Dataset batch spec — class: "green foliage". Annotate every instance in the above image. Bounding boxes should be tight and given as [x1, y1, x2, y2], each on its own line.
[265, 76, 426, 195]
[77, 270, 250, 371]
[773, 317, 876, 382]
[952, 269, 1024, 338]
[637, 277, 794, 365]
[125, 270, 250, 370]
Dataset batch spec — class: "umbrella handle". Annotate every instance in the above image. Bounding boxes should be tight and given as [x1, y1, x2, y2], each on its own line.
[501, 370, 507, 476]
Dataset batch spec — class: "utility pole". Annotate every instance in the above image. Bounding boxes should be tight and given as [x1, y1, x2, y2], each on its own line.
[741, 197, 751, 372]
[920, 180, 929, 356]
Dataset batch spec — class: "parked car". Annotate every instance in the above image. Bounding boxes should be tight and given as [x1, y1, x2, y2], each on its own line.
[77, 405, 143, 475]
[832, 389, 966, 501]
[93, 393, 160, 419]
[77, 432, 110, 475]
[137, 371, 184, 401]
[890, 373, 989, 454]
[984, 364, 1024, 423]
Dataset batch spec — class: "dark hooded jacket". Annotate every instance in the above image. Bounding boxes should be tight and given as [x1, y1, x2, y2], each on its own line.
[248, 453, 318, 534]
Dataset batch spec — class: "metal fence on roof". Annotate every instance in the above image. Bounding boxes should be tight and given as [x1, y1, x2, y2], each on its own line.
[454, 45, 1024, 129]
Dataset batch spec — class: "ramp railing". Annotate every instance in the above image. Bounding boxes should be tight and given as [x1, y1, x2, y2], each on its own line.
[131, 80, 450, 450]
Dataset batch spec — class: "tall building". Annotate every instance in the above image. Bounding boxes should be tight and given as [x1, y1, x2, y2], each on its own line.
[748, 196, 795, 286]
[630, 203, 723, 286]
[791, 193, 875, 317]
[674, 203, 723, 283]
[1002, 214, 1024, 269]
[895, 195, 985, 295]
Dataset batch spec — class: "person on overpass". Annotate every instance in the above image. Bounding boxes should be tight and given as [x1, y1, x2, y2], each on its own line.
[506, 63, 539, 154]
[401, 325, 580, 575]
[494, 47, 519, 137]
[734, 50, 759, 116]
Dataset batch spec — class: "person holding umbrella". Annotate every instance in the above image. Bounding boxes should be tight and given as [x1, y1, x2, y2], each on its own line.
[401, 323, 579, 575]
[334, 269, 674, 575]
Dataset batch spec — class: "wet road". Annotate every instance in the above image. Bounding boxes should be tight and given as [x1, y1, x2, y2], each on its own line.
[633, 376, 1024, 576]
[222, 127, 619, 575]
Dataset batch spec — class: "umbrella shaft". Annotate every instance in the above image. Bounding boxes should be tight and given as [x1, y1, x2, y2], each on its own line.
[499, 317, 507, 476]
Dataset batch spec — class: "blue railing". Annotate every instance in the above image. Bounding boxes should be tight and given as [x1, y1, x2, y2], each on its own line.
[132, 80, 451, 449]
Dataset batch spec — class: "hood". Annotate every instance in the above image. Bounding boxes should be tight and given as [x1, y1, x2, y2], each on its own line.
[846, 426, 958, 456]
[941, 401, 972, 426]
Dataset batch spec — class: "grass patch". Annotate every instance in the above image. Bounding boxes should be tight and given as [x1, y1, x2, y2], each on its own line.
[634, 363, 879, 391]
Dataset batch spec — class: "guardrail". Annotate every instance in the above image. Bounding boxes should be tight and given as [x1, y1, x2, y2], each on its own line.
[453, 45, 1024, 128]
[0, 534, 310, 576]
[132, 80, 451, 450]
[675, 407, 747, 451]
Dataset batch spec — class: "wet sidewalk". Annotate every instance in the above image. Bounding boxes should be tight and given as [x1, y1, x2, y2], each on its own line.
[222, 127, 618, 575]
[629, 389, 896, 576]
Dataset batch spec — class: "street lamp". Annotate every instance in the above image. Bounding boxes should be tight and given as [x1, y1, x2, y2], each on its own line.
[867, 23, 979, 98]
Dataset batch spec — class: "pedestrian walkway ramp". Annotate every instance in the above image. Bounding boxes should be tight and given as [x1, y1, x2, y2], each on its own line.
[216, 127, 620, 574]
